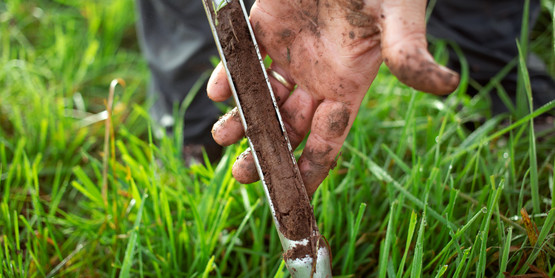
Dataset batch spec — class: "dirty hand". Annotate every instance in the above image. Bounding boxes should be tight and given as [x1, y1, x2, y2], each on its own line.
[207, 0, 459, 195]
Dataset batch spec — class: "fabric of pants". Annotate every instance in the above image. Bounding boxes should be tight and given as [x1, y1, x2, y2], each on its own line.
[427, 0, 555, 115]
[136, 0, 220, 145]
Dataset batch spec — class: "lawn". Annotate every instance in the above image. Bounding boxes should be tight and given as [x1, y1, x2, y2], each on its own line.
[1, 0, 554, 277]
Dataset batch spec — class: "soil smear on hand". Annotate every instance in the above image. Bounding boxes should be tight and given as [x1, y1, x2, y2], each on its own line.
[207, 0, 322, 260]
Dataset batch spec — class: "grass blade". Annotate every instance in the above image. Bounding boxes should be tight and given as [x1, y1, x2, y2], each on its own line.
[120, 192, 148, 278]
[452, 248, 471, 278]
[221, 198, 261, 267]
[410, 207, 426, 278]
[72, 166, 103, 205]
[433, 265, 448, 278]
[342, 202, 367, 274]
[516, 40, 541, 215]
[476, 178, 504, 278]
[396, 210, 417, 278]
[202, 256, 216, 278]
[498, 227, 513, 277]
[273, 259, 287, 278]
[379, 201, 397, 278]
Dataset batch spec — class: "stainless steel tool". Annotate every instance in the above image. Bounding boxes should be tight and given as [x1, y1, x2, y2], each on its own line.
[201, 0, 332, 277]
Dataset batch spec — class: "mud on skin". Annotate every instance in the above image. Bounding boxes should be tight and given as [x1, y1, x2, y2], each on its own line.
[386, 48, 459, 95]
[339, 0, 380, 38]
[324, 104, 350, 138]
[212, 107, 243, 146]
[232, 149, 259, 183]
[299, 145, 336, 196]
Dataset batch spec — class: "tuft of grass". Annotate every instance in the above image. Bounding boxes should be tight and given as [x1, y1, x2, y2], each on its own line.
[1, 0, 554, 277]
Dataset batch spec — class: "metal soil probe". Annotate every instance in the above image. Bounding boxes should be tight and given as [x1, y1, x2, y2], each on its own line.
[202, 0, 332, 277]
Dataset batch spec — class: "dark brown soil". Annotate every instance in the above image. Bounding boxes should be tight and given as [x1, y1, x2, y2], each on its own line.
[208, 0, 317, 243]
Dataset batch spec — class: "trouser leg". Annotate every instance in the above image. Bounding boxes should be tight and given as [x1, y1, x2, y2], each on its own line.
[427, 0, 555, 115]
[136, 0, 222, 146]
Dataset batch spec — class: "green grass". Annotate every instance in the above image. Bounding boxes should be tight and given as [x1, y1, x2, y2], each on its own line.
[1, 0, 555, 277]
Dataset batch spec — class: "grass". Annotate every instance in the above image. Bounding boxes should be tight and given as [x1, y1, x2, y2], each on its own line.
[1, 0, 554, 277]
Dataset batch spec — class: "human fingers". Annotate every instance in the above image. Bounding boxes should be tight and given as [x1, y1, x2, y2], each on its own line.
[232, 87, 318, 184]
[211, 65, 293, 147]
[380, 0, 459, 95]
[212, 107, 244, 146]
[232, 148, 259, 184]
[297, 100, 358, 195]
[207, 62, 231, 102]
[267, 64, 295, 106]
[279, 87, 318, 148]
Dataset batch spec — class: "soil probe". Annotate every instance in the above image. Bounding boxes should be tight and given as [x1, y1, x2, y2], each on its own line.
[202, 0, 332, 276]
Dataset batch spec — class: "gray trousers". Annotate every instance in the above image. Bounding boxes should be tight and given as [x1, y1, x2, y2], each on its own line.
[136, 0, 221, 145]
[428, 0, 555, 115]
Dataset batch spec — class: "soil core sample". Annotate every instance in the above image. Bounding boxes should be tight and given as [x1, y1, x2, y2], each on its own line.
[205, 0, 325, 262]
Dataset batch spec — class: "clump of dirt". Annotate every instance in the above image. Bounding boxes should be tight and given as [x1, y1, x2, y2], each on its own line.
[208, 0, 317, 244]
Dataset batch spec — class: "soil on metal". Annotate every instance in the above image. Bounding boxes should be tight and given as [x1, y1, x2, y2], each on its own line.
[283, 237, 328, 261]
[209, 0, 318, 245]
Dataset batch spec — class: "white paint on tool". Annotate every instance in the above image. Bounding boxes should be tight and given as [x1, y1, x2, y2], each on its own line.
[286, 246, 332, 278]
[280, 237, 309, 251]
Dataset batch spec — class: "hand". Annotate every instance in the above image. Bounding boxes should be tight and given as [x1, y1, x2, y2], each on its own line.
[207, 0, 459, 195]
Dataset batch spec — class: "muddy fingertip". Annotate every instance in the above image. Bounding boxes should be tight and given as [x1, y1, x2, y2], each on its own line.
[434, 64, 460, 95]
[212, 108, 244, 146]
[385, 47, 460, 95]
[232, 149, 260, 184]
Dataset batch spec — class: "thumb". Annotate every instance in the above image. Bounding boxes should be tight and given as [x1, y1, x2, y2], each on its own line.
[380, 0, 459, 95]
